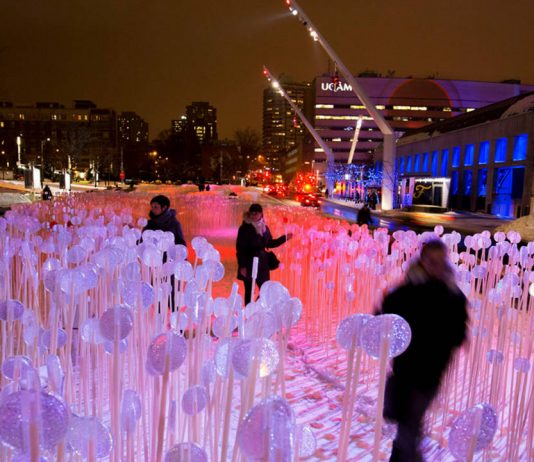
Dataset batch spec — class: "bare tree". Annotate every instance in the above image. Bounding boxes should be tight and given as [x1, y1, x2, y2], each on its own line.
[57, 124, 91, 172]
[234, 127, 261, 173]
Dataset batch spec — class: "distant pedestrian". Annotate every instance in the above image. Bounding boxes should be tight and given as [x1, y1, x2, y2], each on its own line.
[236, 203, 292, 305]
[379, 239, 468, 462]
[142, 195, 186, 313]
[143, 195, 185, 246]
[369, 191, 379, 209]
[206, 184, 211, 192]
[41, 184, 52, 201]
[357, 203, 372, 226]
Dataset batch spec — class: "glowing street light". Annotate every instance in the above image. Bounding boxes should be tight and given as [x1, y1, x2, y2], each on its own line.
[16, 136, 22, 167]
[283, 0, 396, 210]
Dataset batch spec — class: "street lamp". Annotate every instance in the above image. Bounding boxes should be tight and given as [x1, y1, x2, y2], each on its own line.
[16, 136, 22, 168]
[282, 0, 396, 210]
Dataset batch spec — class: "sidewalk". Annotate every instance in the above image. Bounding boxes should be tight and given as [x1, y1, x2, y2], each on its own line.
[0, 180, 107, 196]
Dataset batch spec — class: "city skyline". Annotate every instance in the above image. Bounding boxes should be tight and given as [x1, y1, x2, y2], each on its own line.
[0, 0, 532, 140]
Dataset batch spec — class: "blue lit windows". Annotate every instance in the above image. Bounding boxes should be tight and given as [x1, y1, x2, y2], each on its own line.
[452, 146, 461, 167]
[451, 170, 459, 195]
[406, 155, 412, 173]
[441, 149, 449, 176]
[478, 169, 487, 197]
[414, 154, 420, 172]
[495, 138, 507, 163]
[512, 134, 528, 161]
[422, 152, 429, 172]
[399, 157, 405, 174]
[463, 170, 473, 196]
[464, 144, 474, 166]
[431, 151, 438, 176]
[479, 141, 489, 165]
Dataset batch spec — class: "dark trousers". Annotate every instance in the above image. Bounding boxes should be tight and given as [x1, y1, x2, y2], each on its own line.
[242, 276, 268, 305]
[385, 376, 436, 462]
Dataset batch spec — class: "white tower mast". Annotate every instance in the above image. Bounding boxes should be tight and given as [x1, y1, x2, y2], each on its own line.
[283, 0, 396, 210]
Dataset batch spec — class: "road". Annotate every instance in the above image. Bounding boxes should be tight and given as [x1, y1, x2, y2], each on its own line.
[262, 192, 509, 237]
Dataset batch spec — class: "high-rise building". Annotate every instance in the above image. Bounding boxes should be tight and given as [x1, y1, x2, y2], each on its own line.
[171, 116, 188, 135]
[0, 100, 118, 175]
[118, 112, 148, 144]
[118, 111, 149, 177]
[185, 102, 218, 144]
[313, 75, 534, 167]
[262, 78, 313, 171]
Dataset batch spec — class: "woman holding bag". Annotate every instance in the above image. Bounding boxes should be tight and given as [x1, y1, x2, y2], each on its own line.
[236, 203, 292, 304]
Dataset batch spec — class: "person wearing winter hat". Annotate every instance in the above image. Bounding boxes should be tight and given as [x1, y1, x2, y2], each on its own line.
[236, 203, 292, 304]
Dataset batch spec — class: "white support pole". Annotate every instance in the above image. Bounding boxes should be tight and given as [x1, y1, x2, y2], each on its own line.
[382, 133, 396, 210]
[347, 116, 363, 165]
[284, 0, 396, 209]
[263, 66, 335, 192]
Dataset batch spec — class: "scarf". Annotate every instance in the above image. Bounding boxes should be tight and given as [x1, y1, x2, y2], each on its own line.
[251, 217, 266, 236]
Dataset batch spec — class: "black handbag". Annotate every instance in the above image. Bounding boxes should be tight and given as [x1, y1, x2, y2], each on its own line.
[266, 250, 280, 270]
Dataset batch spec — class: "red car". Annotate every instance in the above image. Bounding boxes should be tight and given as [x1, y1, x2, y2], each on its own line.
[301, 194, 322, 207]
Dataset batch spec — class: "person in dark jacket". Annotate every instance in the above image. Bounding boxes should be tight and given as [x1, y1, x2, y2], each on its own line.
[236, 203, 292, 305]
[42, 184, 53, 201]
[143, 195, 186, 246]
[380, 239, 468, 462]
[357, 203, 372, 226]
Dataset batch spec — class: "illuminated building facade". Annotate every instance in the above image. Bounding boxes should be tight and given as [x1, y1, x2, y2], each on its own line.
[313, 76, 534, 166]
[392, 92, 534, 218]
[118, 112, 148, 144]
[0, 100, 118, 174]
[185, 102, 217, 145]
[262, 78, 314, 171]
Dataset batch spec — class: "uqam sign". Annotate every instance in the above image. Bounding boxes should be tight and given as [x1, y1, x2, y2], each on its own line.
[320, 81, 353, 93]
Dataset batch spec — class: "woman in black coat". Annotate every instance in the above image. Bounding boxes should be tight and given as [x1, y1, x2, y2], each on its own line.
[142, 195, 186, 246]
[236, 203, 292, 304]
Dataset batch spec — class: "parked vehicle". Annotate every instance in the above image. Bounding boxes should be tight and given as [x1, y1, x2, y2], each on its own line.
[301, 194, 322, 207]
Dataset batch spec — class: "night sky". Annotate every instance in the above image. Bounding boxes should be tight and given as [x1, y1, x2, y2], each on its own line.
[1, 0, 532, 140]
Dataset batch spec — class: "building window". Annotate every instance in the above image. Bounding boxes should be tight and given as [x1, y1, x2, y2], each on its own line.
[406, 155, 412, 173]
[512, 134, 528, 161]
[414, 154, 420, 172]
[399, 157, 405, 174]
[479, 141, 489, 165]
[451, 170, 459, 195]
[452, 146, 461, 167]
[441, 149, 449, 176]
[464, 144, 474, 166]
[463, 170, 473, 196]
[422, 152, 429, 172]
[431, 151, 438, 177]
[495, 138, 507, 163]
[478, 169, 487, 197]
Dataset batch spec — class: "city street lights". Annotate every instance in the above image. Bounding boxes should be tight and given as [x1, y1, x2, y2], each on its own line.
[282, 0, 396, 210]
[16, 136, 22, 168]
